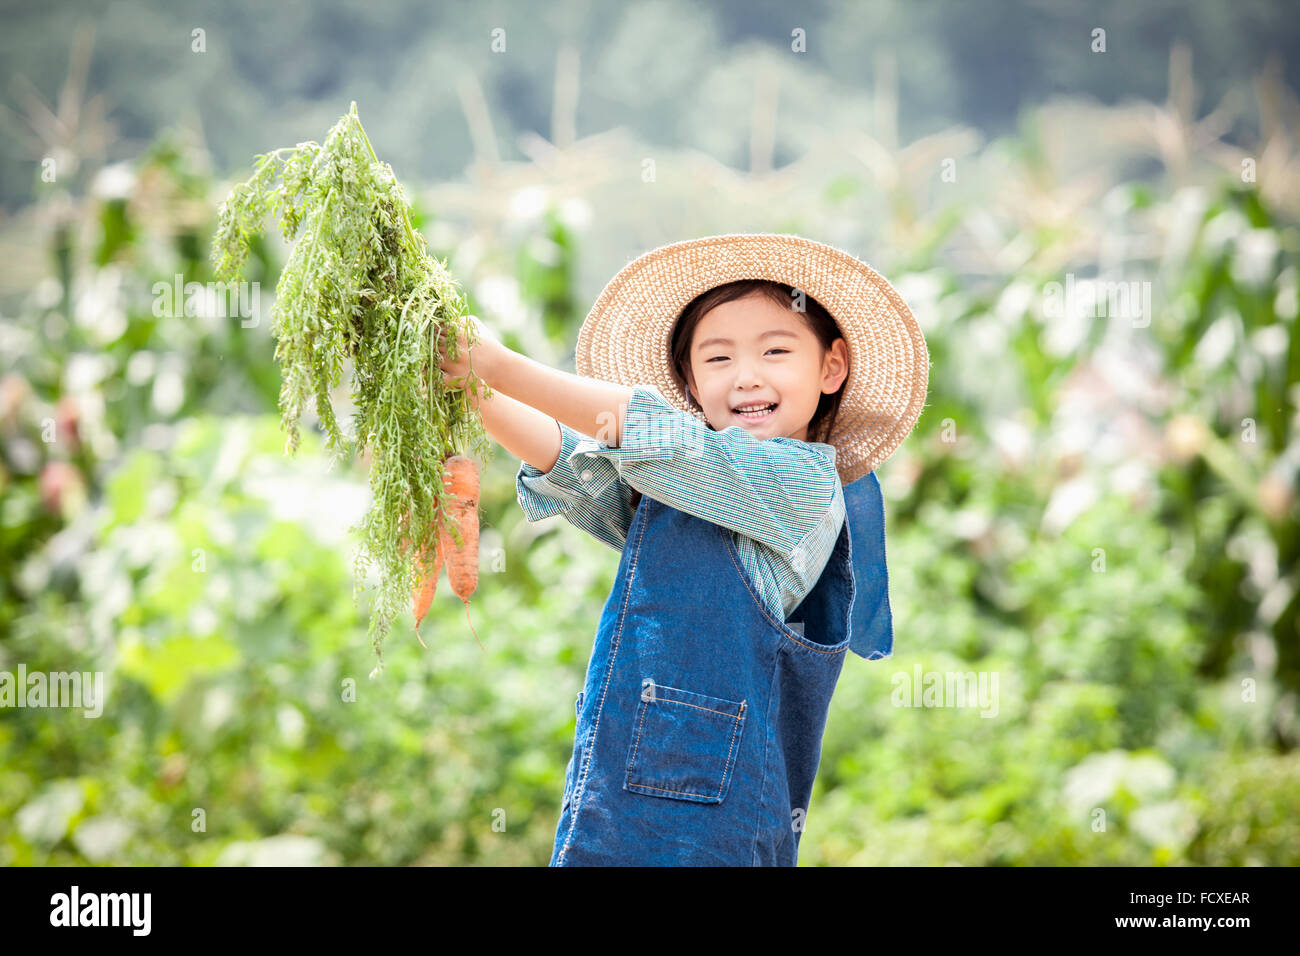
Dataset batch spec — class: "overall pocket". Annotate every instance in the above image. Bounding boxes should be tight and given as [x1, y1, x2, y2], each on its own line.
[624, 677, 747, 804]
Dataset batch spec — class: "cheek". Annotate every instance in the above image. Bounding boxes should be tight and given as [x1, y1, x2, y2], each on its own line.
[780, 371, 816, 407]
[699, 381, 726, 403]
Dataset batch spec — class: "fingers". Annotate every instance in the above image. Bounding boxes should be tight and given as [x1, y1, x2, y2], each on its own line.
[465, 313, 496, 344]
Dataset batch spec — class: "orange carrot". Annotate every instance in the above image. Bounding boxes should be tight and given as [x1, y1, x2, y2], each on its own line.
[401, 507, 444, 647]
[411, 537, 444, 646]
[441, 455, 482, 649]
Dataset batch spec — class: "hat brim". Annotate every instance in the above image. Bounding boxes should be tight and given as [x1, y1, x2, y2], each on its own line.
[575, 233, 929, 485]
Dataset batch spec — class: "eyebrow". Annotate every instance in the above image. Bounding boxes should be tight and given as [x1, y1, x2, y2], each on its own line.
[694, 328, 801, 350]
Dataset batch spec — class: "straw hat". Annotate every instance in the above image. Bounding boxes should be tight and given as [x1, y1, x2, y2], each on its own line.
[574, 233, 929, 485]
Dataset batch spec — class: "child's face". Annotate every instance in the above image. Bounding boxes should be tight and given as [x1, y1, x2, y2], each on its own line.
[685, 293, 848, 443]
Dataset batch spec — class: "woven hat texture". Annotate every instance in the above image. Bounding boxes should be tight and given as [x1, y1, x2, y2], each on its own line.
[574, 233, 929, 485]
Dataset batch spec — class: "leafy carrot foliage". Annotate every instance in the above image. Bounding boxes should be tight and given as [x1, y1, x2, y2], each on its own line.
[211, 102, 492, 671]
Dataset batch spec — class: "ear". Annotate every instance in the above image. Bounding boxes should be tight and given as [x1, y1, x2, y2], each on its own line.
[823, 337, 850, 394]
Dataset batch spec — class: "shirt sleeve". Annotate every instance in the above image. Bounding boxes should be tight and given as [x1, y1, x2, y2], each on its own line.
[515, 418, 636, 552]
[567, 384, 844, 566]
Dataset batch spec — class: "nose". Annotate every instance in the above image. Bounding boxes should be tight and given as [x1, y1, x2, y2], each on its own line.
[732, 360, 765, 390]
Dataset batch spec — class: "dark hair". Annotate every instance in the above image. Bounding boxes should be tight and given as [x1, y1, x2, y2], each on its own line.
[667, 279, 847, 445]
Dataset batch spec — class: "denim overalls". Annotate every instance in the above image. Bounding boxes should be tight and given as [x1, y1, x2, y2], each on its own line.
[551, 471, 892, 866]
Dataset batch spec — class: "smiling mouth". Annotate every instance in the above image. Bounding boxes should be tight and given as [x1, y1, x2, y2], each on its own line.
[733, 402, 778, 421]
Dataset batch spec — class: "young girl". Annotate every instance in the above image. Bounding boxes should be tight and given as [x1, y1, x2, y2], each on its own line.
[438, 233, 928, 866]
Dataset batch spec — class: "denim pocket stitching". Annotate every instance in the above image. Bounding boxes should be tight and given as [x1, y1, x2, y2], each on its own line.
[625, 680, 747, 802]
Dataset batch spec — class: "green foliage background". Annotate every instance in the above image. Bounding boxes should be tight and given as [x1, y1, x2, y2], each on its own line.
[1, 0, 1297, 865]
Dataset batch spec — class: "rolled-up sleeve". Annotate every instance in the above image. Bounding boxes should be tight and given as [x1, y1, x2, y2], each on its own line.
[570, 385, 843, 566]
[515, 419, 636, 552]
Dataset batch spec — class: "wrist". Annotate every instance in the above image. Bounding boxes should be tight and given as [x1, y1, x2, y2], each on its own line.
[477, 338, 514, 391]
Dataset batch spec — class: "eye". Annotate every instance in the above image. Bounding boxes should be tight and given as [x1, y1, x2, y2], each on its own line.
[705, 349, 789, 363]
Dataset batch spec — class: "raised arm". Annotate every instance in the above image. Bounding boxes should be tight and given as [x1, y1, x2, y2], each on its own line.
[439, 321, 841, 578]
[441, 319, 637, 549]
[489, 348, 636, 447]
[572, 385, 844, 563]
[468, 384, 564, 473]
[437, 317, 565, 470]
[439, 317, 636, 448]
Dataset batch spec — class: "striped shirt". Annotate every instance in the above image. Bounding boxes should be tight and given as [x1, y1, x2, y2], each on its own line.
[514, 384, 846, 620]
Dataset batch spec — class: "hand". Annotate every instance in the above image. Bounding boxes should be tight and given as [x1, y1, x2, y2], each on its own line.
[436, 314, 497, 390]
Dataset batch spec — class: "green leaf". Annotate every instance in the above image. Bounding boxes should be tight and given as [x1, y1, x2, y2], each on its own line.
[118, 632, 240, 704]
[106, 451, 164, 528]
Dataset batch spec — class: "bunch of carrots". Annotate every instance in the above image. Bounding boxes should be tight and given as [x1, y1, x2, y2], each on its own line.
[403, 454, 482, 649]
[211, 102, 493, 671]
